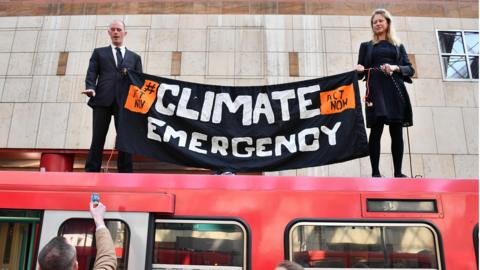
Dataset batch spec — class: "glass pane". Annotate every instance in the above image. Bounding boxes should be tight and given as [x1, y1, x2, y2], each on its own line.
[465, 32, 479, 55]
[367, 199, 437, 213]
[0, 210, 42, 270]
[442, 55, 469, 79]
[469, 56, 479, 79]
[0, 223, 34, 270]
[438, 31, 465, 54]
[290, 224, 438, 268]
[60, 219, 129, 270]
[153, 221, 244, 268]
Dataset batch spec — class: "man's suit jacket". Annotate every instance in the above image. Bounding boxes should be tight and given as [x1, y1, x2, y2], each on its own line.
[93, 227, 117, 270]
[85, 46, 143, 108]
[357, 41, 415, 83]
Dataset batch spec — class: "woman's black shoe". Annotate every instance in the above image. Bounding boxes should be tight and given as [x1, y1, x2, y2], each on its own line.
[394, 173, 408, 178]
[372, 173, 383, 177]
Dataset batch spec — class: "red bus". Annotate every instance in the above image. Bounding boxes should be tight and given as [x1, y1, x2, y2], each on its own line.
[0, 171, 477, 269]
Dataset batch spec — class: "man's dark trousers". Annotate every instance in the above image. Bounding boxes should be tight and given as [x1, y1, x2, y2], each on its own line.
[85, 104, 132, 173]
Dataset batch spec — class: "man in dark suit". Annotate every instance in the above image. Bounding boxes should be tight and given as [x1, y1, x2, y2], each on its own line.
[82, 20, 142, 173]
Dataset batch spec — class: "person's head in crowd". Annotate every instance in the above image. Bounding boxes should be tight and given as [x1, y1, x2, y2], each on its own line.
[38, 236, 78, 270]
[370, 8, 400, 45]
[108, 20, 127, 47]
[275, 260, 304, 270]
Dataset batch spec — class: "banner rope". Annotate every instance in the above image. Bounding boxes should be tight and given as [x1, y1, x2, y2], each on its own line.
[364, 67, 406, 106]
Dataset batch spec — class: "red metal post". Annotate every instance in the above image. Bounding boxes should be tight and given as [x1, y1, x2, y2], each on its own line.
[39, 153, 74, 172]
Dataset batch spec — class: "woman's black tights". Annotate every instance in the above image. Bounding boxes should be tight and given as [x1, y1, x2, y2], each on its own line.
[369, 122, 404, 176]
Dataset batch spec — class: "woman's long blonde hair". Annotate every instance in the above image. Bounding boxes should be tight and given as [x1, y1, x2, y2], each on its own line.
[371, 8, 401, 46]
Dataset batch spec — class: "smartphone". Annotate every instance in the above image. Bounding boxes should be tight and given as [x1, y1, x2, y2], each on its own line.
[91, 193, 100, 206]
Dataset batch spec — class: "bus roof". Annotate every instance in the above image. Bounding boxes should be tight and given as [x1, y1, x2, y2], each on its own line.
[0, 171, 476, 193]
[0, 171, 476, 212]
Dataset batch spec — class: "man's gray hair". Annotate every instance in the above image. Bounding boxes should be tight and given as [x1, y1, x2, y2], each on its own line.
[277, 260, 304, 270]
[110, 19, 126, 30]
[38, 236, 76, 270]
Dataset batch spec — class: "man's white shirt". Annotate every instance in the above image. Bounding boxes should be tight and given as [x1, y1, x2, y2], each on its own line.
[110, 44, 126, 66]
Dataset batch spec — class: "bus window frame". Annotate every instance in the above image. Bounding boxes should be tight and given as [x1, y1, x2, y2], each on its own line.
[149, 216, 251, 270]
[284, 219, 446, 270]
[57, 217, 131, 269]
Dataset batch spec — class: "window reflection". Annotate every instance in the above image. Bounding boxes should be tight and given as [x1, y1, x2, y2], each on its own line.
[438, 31, 465, 54]
[442, 55, 469, 79]
[465, 32, 479, 55]
[0, 210, 41, 270]
[469, 56, 479, 79]
[0, 223, 31, 269]
[290, 223, 439, 269]
[153, 221, 245, 269]
[60, 219, 129, 270]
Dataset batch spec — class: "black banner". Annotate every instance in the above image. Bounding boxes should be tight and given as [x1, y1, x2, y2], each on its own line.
[117, 70, 368, 172]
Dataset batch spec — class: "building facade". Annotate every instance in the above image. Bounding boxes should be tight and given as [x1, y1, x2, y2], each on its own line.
[0, 0, 477, 178]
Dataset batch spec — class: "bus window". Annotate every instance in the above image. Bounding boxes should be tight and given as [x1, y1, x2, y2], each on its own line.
[59, 219, 129, 270]
[288, 221, 442, 269]
[152, 219, 248, 270]
[0, 209, 42, 270]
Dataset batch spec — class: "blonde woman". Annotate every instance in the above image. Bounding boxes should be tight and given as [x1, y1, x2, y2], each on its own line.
[356, 9, 415, 178]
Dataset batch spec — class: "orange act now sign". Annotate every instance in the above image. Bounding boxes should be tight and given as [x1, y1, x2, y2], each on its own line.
[319, 83, 355, 115]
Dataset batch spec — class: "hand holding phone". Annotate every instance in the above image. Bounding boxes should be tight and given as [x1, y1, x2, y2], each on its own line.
[89, 199, 106, 228]
[91, 193, 100, 207]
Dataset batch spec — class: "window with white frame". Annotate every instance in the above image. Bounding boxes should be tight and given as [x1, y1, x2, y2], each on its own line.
[287, 221, 442, 269]
[437, 30, 478, 80]
[152, 219, 247, 270]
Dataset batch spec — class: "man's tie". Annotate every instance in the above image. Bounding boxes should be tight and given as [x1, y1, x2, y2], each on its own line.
[115, 47, 123, 68]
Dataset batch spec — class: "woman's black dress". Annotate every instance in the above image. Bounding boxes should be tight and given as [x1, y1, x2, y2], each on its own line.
[365, 40, 413, 128]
